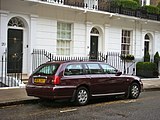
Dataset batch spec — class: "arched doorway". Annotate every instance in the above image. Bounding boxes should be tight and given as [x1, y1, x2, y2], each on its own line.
[90, 27, 99, 60]
[7, 17, 24, 73]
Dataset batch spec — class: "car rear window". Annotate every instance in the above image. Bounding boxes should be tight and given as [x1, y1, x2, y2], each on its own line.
[33, 64, 60, 75]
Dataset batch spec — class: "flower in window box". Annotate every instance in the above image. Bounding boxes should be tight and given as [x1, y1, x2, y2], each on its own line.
[121, 54, 135, 61]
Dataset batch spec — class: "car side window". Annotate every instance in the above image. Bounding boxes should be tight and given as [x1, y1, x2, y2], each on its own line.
[64, 64, 83, 76]
[100, 63, 117, 74]
[86, 63, 103, 74]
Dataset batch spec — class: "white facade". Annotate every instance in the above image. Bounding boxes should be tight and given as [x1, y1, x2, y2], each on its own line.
[141, 0, 150, 6]
[0, 0, 160, 75]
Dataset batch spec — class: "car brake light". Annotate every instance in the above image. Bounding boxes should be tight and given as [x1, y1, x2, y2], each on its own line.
[53, 76, 60, 85]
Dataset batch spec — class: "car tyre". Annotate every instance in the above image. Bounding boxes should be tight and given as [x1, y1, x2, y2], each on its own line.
[129, 83, 140, 99]
[75, 87, 89, 106]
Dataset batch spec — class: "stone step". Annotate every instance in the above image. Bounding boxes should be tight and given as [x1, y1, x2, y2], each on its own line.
[21, 74, 29, 84]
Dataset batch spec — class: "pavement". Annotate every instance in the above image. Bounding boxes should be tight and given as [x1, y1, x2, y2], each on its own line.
[0, 78, 160, 107]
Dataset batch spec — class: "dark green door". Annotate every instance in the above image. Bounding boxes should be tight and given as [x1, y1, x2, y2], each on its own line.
[7, 29, 23, 73]
[90, 36, 98, 60]
[144, 41, 149, 55]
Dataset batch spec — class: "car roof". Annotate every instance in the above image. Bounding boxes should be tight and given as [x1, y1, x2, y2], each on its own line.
[45, 60, 105, 65]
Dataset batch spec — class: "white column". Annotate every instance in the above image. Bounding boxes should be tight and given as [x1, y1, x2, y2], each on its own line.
[0, 10, 9, 75]
[141, 0, 150, 6]
[0, 11, 8, 57]
[28, 14, 38, 74]
[104, 24, 110, 53]
[141, 30, 146, 58]
[133, 20, 138, 57]
[146, 0, 150, 5]
[85, 22, 92, 56]
[154, 31, 160, 54]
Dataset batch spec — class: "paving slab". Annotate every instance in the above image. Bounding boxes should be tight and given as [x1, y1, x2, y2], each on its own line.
[0, 87, 38, 107]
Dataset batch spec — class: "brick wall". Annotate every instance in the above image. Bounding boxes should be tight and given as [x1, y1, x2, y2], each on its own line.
[150, 0, 160, 6]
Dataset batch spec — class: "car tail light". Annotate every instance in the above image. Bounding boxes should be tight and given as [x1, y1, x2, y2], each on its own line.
[53, 75, 60, 85]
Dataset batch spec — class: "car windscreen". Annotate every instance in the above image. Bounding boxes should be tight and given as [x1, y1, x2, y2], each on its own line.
[33, 64, 60, 76]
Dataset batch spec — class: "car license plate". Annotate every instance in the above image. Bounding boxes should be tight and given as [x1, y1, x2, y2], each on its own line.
[34, 78, 46, 83]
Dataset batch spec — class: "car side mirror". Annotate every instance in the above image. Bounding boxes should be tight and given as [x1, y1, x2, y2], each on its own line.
[115, 71, 122, 76]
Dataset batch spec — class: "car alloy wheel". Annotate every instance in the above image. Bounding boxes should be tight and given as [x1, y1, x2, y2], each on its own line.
[130, 83, 140, 99]
[75, 87, 89, 106]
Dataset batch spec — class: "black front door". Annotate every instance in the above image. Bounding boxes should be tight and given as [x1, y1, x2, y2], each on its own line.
[144, 41, 149, 55]
[7, 29, 23, 73]
[90, 36, 98, 60]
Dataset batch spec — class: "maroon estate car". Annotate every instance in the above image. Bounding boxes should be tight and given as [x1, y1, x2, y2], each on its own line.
[26, 61, 143, 105]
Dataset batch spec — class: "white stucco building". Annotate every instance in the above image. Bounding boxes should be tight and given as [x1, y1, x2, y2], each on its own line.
[0, 0, 160, 78]
[141, 0, 150, 6]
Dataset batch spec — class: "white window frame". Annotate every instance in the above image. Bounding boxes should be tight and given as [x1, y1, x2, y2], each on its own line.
[121, 30, 132, 55]
[57, 22, 72, 56]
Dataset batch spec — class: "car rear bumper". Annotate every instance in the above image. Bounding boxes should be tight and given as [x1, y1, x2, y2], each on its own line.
[141, 84, 143, 92]
[140, 81, 143, 92]
[26, 85, 76, 99]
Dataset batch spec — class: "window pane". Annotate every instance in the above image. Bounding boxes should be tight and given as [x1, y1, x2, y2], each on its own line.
[64, 64, 83, 76]
[57, 22, 71, 40]
[86, 63, 103, 74]
[57, 22, 72, 55]
[57, 40, 71, 55]
[100, 63, 117, 74]
[121, 30, 131, 54]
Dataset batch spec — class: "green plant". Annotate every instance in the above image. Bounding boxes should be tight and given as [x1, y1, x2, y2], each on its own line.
[154, 51, 160, 70]
[154, 51, 160, 63]
[157, 2, 160, 8]
[136, 62, 158, 78]
[125, 54, 135, 60]
[121, 54, 135, 60]
[158, 4, 160, 14]
[111, 0, 140, 10]
[144, 52, 150, 62]
[132, 0, 140, 4]
[141, 5, 160, 14]
[138, 62, 156, 70]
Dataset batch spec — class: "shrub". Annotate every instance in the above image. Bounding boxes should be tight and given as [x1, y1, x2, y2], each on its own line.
[141, 5, 160, 14]
[157, 2, 160, 8]
[136, 62, 158, 78]
[154, 51, 160, 70]
[111, 0, 140, 10]
[133, 0, 139, 3]
[158, 2, 160, 17]
[154, 51, 160, 63]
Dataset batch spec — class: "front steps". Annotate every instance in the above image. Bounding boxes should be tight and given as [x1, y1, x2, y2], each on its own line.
[22, 74, 29, 84]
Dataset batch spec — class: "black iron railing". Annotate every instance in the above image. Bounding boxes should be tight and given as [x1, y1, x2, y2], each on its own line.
[32, 49, 89, 71]
[0, 49, 136, 87]
[39, 0, 160, 22]
[32, 49, 136, 75]
[0, 51, 23, 87]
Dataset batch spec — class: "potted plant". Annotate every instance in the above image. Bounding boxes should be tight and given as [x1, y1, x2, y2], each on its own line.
[154, 51, 160, 71]
[144, 52, 150, 62]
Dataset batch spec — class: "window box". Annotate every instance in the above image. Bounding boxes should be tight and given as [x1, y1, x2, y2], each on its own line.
[121, 54, 135, 61]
